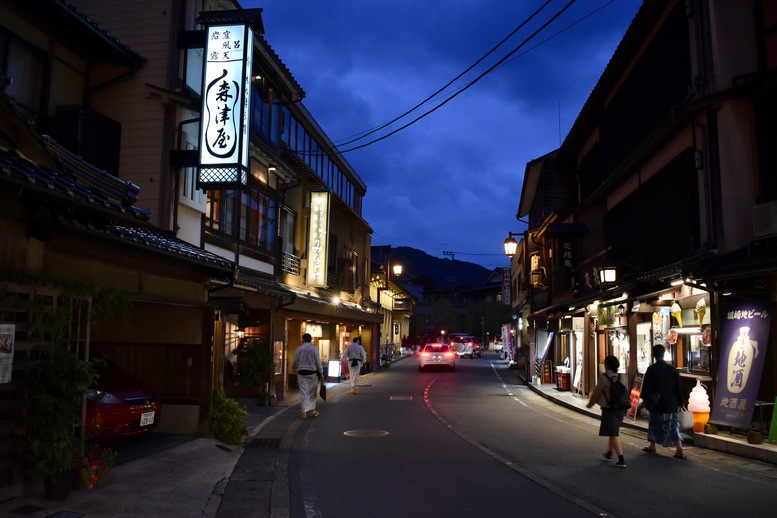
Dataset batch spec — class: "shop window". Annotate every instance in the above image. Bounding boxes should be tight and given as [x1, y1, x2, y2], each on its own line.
[1, 34, 46, 115]
[636, 322, 652, 374]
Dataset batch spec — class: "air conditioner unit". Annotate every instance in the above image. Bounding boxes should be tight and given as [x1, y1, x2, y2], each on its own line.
[753, 200, 777, 237]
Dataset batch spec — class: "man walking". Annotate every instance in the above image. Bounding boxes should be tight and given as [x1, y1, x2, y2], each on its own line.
[641, 344, 687, 458]
[342, 336, 366, 394]
[291, 333, 324, 420]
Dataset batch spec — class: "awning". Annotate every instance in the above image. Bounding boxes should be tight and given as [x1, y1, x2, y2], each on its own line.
[277, 293, 383, 325]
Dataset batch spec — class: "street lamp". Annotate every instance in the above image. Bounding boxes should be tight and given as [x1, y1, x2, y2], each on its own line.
[503, 232, 522, 257]
[385, 256, 402, 363]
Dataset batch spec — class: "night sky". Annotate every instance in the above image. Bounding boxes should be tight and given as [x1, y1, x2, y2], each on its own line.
[242, 0, 643, 269]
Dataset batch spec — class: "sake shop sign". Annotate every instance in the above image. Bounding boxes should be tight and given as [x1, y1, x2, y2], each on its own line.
[306, 191, 330, 288]
[710, 300, 771, 429]
[198, 23, 254, 189]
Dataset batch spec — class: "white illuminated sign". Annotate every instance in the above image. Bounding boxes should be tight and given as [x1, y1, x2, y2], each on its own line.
[306, 191, 330, 287]
[198, 23, 253, 188]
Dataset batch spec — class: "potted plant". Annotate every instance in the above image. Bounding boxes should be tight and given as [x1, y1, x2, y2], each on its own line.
[78, 441, 116, 490]
[232, 339, 276, 405]
[26, 341, 96, 500]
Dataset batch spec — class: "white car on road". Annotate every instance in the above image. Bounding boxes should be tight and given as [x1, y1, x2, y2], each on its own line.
[418, 343, 456, 371]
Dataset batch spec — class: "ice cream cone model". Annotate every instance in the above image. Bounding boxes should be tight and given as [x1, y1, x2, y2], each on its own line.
[670, 302, 683, 328]
[695, 298, 706, 324]
[688, 379, 711, 432]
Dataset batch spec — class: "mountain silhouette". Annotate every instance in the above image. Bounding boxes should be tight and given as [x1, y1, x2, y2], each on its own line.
[385, 246, 491, 290]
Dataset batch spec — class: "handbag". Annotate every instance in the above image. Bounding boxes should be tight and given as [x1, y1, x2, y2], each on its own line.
[319, 383, 327, 401]
[678, 406, 693, 429]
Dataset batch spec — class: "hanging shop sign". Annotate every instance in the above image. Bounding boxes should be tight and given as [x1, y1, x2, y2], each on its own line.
[710, 300, 772, 429]
[558, 238, 576, 271]
[198, 22, 254, 189]
[306, 191, 331, 287]
[502, 267, 511, 306]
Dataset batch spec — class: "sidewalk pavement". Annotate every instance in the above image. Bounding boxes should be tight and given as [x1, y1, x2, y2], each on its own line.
[0, 380, 340, 518]
[1, 356, 775, 517]
[506, 362, 777, 466]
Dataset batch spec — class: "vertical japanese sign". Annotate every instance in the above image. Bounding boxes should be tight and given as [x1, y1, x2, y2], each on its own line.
[0, 325, 15, 383]
[559, 238, 576, 271]
[502, 267, 511, 305]
[306, 191, 330, 287]
[710, 300, 771, 429]
[198, 23, 254, 189]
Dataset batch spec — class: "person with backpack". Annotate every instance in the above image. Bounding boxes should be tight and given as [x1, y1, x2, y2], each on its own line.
[640, 344, 687, 459]
[587, 355, 629, 467]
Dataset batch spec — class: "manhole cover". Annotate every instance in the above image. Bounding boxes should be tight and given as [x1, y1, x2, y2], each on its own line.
[343, 430, 390, 437]
[390, 396, 413, 400]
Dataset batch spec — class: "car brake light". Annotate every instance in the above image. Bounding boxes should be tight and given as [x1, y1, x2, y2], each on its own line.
[444, 352, 454, 359]
[421, 352, 431, 358]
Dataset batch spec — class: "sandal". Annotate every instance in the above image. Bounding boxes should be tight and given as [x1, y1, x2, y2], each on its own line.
[673, 452, 687, 459]
[642, 447, 656, 454]
[310, 410, 320, 417]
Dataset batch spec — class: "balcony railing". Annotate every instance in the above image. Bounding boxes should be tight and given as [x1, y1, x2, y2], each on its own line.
[281, 250, 300, 276]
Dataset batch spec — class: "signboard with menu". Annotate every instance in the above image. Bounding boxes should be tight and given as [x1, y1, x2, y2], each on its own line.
[0, 325, 15, 383]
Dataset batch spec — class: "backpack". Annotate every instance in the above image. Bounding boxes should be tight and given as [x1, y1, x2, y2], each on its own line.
[607, 374, 631, 410]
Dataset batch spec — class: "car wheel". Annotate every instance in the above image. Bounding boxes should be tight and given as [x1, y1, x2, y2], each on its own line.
[419, 365, 424, 372]
[470, 352, 474, 359]
[451, 365, 455, 372]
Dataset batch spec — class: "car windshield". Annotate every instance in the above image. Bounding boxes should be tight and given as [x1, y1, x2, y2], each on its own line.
[424, 344, 449, 352]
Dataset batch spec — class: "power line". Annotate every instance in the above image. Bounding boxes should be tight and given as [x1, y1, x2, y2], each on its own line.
[332, 0, 555, 149]
[332, 0, 580, 154]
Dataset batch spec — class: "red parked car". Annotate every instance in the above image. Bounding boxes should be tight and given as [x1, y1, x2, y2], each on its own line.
[85, 356, 162, 439]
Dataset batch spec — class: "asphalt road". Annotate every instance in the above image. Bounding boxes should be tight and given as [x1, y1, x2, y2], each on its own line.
[287, 350, 777, 518]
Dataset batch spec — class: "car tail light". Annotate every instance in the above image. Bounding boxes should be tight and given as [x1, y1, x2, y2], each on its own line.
[421, 352, 431, 358]
[443, 352, 455, 359]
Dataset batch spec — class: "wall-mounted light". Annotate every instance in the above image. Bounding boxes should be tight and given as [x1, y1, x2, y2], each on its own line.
[503, 232, 522, 257]
[599, 265, 617, 285]
[236, 328, 245, 339]
[617, 304, 626, 317]
[393, 264, 403, 276]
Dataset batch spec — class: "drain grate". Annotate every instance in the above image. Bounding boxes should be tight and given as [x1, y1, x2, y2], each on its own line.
[251, 437, 282, 448]
[389, 396, 413, 400]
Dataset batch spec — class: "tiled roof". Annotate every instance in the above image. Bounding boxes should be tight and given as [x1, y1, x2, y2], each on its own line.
[0, 149, 150, 221]
[1, 148, 234, 271]
[100, 225, 234, 270]
[235, 272, 295, 298]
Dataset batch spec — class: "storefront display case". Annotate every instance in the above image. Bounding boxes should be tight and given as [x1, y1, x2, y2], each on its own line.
[635, 322, 651, 373]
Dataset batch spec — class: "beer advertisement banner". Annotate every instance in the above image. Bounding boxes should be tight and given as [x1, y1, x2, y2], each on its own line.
[710, 300, 772, 429]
